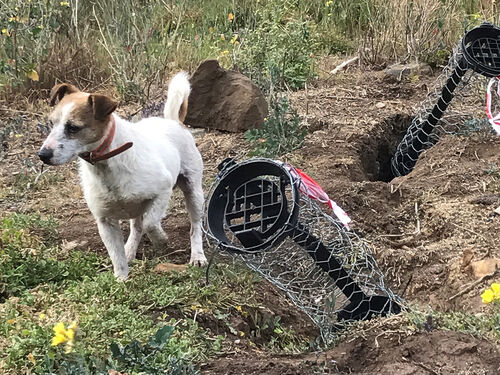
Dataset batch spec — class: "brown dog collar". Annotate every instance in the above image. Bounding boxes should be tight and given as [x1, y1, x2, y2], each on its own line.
[79, 117, 133, 165]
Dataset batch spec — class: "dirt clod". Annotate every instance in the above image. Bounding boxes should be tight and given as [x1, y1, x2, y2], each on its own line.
[185, 60, 268, 132]
[470, 258, 500, 279]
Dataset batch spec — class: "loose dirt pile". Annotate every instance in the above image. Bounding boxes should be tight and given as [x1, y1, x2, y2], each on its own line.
[201, 329, 500, 375]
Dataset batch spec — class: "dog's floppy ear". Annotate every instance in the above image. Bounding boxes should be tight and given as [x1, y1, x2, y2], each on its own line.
[88, 94, 118, 121]
[49, 83, 80, 106]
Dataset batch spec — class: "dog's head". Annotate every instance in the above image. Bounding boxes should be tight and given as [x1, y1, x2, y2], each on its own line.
[38, 84, 118, 165]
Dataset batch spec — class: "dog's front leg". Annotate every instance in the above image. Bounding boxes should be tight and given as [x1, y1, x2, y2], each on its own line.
[180, 177, 207, 267]
[125, 216, 143, 263]
[96, 217, 129, 280]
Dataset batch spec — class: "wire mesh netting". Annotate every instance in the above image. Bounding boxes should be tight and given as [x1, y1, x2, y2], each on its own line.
[203, 158, 402, 343]
[391, 22, 500, 177]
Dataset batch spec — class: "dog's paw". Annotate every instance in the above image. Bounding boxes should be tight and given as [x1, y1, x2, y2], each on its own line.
[115, 273, 129, 282]
[189, 255, 208, 267]
[125, 250, 136, 264]
[114, 266, 129, 281]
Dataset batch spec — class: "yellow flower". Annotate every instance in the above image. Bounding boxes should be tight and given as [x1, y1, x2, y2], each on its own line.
[27, 70, 39, 82]
[228, 12, 234, 22]
[481, 288, 495, 304]
[209, 26, 214, 33]
[27, 353, 36, 366]
[220, 50, 229, 57]
[38, 313, 46, 321]
[60, 1, 70, 6]
[2, 28, 9, 36]
[490, 282, 500, 297]
[51, 321, 77, 353]
[7, 318, 15, 324]
[325, 0, 333, 6]
[235, 305, 242, 312]
[239, 331, 245, 337]
[8, 17, 19, 23]
[230, 34, 239, 45]
[51, 332, 66, 346]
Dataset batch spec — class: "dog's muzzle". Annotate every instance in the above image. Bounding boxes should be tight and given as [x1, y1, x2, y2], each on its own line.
[38, 147, 54, 164]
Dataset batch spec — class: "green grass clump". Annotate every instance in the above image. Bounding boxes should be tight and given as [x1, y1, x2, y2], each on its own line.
[246, 96, 307, 158]
[0, 212, 309, 374]
[0, 213, 101, 300]
[408, 308, 500, 342]
[235, 0, 319, 90]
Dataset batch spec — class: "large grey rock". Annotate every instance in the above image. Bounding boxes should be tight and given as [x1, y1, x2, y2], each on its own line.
[185, 60, 268, 132]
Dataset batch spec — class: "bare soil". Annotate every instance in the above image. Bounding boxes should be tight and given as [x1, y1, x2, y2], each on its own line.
[201, 329, 500, 375]
[1, 67, 499, 373]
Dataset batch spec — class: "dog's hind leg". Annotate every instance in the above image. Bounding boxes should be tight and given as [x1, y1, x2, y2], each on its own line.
[96, 217, 129, 280]
[177, 174, 207, 267]
[144, 191, 171, 248]
[125, 215, 143, 263]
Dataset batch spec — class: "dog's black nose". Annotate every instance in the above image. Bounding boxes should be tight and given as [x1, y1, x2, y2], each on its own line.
[38, 148, 54, 164]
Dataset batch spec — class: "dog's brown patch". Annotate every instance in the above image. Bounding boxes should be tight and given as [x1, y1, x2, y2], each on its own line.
[50, 83, 80, 106]
[88, 94, 118, 121]
[49, 84, 118, 144]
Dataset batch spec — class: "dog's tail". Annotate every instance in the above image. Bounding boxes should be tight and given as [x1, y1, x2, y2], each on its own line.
[164, 71, 191, 123]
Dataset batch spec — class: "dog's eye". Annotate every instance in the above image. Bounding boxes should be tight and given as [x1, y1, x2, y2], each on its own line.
[65, 121, 81, 135]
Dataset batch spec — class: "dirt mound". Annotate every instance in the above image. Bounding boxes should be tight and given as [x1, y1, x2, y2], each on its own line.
[185, 60, 268, 132]
[201, 330, 500, 375]
[289, 72, 499, 311]
[331, 330, 499, 374]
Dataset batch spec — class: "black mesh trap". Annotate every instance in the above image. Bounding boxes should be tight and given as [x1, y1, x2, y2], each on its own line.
[391, 22, 500, 177]
[204, 158, 402, 342]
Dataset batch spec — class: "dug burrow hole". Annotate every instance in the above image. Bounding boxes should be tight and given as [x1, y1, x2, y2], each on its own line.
[358, 114, 413, 182]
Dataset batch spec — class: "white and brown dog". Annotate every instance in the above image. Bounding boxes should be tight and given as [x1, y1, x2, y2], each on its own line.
[38, 72, 207, 280]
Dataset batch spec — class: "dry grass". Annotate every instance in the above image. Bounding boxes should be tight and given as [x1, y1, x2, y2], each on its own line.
[0, 0, 499, 102]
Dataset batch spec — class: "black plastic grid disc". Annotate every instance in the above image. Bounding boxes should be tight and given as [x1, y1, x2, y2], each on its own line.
[462, 23, 500, 77]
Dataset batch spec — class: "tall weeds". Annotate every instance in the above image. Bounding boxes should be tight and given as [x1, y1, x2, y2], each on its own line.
[0, 0, 498, 101]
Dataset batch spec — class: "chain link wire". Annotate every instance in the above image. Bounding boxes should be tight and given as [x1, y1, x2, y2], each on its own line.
[391, 41, 489, 177]
[203, 166, 403, 344]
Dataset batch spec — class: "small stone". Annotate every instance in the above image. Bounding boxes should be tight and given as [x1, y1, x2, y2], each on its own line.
[385, 62, 432, 81]
[470, 258, 500, 279]
[461, 248, 474, 269]
[61, 239, 88, 252]
[375, 102, 386, 109]
[470, 194, 500, 205]
[189, 128, 206, 138]
[494, 206, 500, 216]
